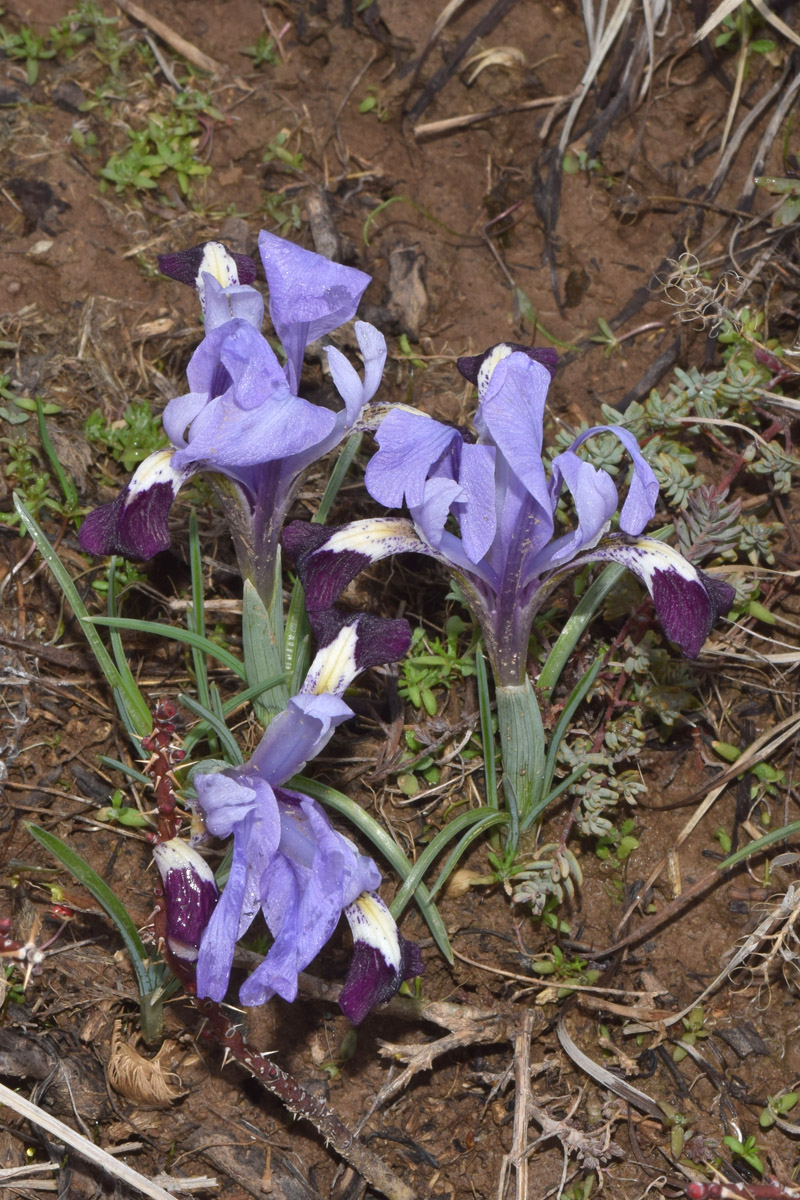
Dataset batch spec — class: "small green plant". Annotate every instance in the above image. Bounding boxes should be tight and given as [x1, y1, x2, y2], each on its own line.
[0, 21, 58, 84]
[262, 130, 304, 170]
[672, 1005, 710, 1062]
[721, 1134, 765, 1175]
[262, 190, 303, 235]
[242, 32, 278, 67]
[100, 109, 213, 196]
[759, 1091, 798, 1129]
[95, 788, 153, 828]
[85, 399, 168, 471]
[594, 817, 640, 863]
[528, 944, 601, 997]
[1, 401, 81, 530]
[394, 729, 442, 797]
[398, 618, 478, 716]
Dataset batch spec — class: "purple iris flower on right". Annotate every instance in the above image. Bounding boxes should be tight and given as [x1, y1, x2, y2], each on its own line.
[284, 344, 735, 685]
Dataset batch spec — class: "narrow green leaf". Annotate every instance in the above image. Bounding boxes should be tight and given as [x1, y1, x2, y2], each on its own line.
[36, 398, 77, 510]
[178, 692, 243, 765]
[428, 812, 508, 900]
[91, 616, 247, 680]
[533, 655, 604, 826]
[390, 806, 503, 918]
[475, 648, 498, 810]
[13, 495, 152, 738]
[717, 819, 800, 871]
[242, 575, 289, 726]
[26, 823, 156, 998]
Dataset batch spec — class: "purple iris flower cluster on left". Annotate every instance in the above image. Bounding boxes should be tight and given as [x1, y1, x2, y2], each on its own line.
[81, 233, 422, 1023]
[79, 234, 387, 602]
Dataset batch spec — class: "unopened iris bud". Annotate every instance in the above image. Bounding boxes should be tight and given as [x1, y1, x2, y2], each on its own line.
[153, 839, 218, 962]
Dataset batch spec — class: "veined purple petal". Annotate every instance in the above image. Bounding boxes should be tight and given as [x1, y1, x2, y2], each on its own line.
[452, 441, 497, 564]
[365, 408, 461, 510]
[457, 341, 559, 396]
[153, 839, 218, 962]
[303, 609, 412, 695]
[248, 691, 354, 784]
[283, 517, 427, 611]
[575, 536, 735, 658]
[258, 231, 371, 393]
[79, 449, 192, 559]
[476, 353, 551, 506]
[340, 892, 423, 1024]
[325, 321, 387, 426]
[563, 425, 659, 535]
[237, 792, 381, 1006]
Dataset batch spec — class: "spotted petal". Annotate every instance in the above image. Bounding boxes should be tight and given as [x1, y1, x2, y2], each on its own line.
[303, 608, 412, 696]
[575, 536, 735, 658]
[153, 840, 218, 963]
[283, 517, 429, 612]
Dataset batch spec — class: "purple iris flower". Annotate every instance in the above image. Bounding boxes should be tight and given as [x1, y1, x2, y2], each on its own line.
[284, 344, 734, 684]
[186, 607, 421, 1020]
[80, 235, 386, 601]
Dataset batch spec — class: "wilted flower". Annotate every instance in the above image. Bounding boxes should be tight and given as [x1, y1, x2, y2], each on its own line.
[80, 234, 386, 602]
[191, 608, 421, 1019]
[284, 344, 735, 684]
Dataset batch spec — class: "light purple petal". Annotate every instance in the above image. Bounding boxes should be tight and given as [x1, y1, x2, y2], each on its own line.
[365, 409, 461, 509]
[153, 840, 218, 962]
[248, 692, 354, 784]
[79, 449, 192, 559]
[340, 893, 423, 1025]
[572, 536, 735, 657]
[162, 391, 208, 448]
[452, 442, 497, 564]
[530, 449, 619, 576]
[238, 793, 380, 1006]
[283, 517, 428, 611]
[475, 353, 550, 506]
[258, 231, 371, 393]
[325, 321, 387, 425]
[564, 425, 659, 535]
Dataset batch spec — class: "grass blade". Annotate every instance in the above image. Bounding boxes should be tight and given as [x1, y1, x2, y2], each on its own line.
[26, 823, 156, 997]
[13, 494, 152, 738]
[91, 616, 247, 679]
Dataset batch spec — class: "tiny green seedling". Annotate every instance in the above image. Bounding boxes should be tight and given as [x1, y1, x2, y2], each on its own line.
[759, 1091, 798, 1129]
[242, 32, 278, 67]
[721, 1134, 765, 1175]
[398, 618, 478, 716]
[262, 130, 304, 170]
[95, 788, 153, 828]
[672, 1005, 710, 1062]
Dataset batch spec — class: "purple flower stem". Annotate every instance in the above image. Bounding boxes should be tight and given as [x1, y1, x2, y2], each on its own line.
[145, 705, 416, 1200]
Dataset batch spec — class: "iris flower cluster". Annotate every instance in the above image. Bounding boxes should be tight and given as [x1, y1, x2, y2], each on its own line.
[82, 232, 734, 1022]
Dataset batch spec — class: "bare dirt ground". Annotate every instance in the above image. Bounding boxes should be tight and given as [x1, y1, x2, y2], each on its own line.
[2, 2, 800, 1199]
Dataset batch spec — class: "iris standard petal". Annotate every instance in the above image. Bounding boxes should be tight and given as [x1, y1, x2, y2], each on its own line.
[340, 892, 423, 1025]
[79, 449, 192, 559]
[161, 391, 208, 448]
[531, 449, 619, 575]
[258, 231, 371, 392]
[575, 536, 735, 658]
[365, 408, 461, 509]
[283, 517, 427, 611]
[475, 353, 550, 506]
[562, 425, 659, 535]
[453, 441, 497, 564]
[325, 320, 387, 425]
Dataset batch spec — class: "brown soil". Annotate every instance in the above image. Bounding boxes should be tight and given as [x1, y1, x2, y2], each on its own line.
[2, 3, 799, 1200]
